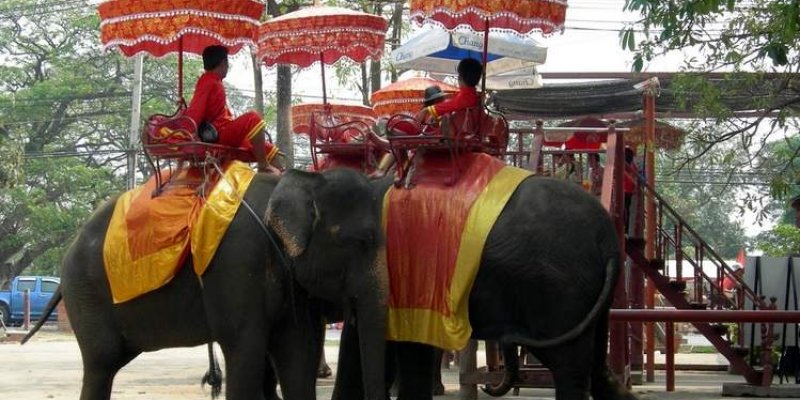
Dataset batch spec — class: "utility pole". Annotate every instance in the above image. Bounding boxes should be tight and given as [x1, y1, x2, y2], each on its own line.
[127, 54, 144, 189]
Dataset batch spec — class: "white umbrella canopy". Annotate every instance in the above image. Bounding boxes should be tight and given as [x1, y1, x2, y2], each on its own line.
[390, 26, 547, 79]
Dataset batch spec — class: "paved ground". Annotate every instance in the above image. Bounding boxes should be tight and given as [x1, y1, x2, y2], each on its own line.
[2, 328, 799, 399]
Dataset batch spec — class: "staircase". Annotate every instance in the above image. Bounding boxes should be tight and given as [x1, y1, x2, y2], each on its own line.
[627, 181, 769, 385]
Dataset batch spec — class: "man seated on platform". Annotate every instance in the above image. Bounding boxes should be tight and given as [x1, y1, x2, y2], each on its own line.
[369, 85, 448, 179]
[414, 57, 482, 126]
[181, 45, 281, 174]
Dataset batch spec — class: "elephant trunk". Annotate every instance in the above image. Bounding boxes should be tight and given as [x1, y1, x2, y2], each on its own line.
[354, 247, 388, 400]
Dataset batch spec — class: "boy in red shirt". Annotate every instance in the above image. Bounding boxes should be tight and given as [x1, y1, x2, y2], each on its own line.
[370, 58, 483, 179]
[414, 57, 481, 123]
[182, 45, 280, 174]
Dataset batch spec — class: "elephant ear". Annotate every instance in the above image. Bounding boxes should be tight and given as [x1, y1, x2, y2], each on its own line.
[265, 169, 325, 258]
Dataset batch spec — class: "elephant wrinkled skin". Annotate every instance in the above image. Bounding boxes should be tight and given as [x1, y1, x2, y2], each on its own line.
[335, 175, 638, 400]
[51, 168, 386, 400]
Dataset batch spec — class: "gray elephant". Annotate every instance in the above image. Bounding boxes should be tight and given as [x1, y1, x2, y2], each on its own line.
[26, 169, 387, 400]
[335, 176, 638, 400]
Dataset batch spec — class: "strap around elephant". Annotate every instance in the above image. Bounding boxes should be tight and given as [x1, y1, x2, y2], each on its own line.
[206, 156, 289, 268]
[206, 156, 299, 325]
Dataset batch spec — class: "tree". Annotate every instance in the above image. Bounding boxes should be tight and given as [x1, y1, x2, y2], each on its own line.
[266, 0, 302, 167]
[0, 0, 204, 285]
[656, 152, 749, 259]
[327, 0, 408, 104]
[622, 0, 800, 204]
[756, 224, 800, 256]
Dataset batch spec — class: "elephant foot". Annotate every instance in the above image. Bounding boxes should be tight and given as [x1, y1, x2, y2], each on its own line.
[317, 362, 333, 378]
[433, 382, 445, 396]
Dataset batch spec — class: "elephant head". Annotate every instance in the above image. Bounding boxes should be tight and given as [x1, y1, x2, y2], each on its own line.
[265, 168, 387, 399]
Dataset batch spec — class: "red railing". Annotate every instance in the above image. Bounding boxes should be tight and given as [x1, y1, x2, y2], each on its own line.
[639, 181, 766, 312]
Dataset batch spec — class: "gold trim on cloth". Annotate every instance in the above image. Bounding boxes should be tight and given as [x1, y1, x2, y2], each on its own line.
[191, 161, 256, 276]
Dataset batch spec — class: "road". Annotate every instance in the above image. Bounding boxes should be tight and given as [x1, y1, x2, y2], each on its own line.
[2, 329, 799, 399]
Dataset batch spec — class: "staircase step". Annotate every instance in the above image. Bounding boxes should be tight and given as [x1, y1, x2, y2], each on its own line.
[710, 323, 730, 336]
[730, 345, 750, 357]
[668, 280, 687, 292]
[689, 302, 708, 310]
[649, 258, 666, 270]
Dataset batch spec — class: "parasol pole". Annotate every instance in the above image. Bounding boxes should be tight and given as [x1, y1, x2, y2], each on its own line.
[178, 37, 184, 105]
[127, 54, 144, 190]
[480, 17, 489, 95]
[320, 52, 328, 106]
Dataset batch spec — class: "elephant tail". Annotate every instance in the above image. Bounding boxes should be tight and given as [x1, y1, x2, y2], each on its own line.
[481, 343, 519, 397]
[500, 257, 617, 348]
[201, 342, 223, 399]
[20, 285, 62, 345]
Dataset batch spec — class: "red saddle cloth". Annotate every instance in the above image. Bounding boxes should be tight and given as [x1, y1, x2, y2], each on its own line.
[383, 152, 531, 350]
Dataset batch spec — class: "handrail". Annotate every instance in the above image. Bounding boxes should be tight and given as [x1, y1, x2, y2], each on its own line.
[639, 179, 766, 310]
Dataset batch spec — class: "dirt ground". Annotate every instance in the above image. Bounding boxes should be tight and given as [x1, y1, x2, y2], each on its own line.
[2, 328, 798, 399]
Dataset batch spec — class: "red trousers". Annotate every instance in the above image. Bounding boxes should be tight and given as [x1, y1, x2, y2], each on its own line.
[216, 111, 278, 161]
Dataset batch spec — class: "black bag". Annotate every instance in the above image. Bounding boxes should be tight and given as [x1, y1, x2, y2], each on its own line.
[198, 121, 218, 143]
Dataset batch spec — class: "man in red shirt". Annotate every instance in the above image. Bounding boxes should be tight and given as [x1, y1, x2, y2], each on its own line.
[182, 45, 280, 174]
[370, 58, 483, 179]
[623, 147, 638, 233]
[414, 57, 481, 123]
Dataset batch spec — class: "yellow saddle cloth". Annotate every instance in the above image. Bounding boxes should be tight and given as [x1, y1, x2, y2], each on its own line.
[383, 153, 531, 351]
[103, 161, 255, 303]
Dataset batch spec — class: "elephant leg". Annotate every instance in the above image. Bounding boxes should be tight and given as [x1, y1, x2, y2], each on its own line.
[396, 342, 435, 400]
[73, 315, 139, 400]
[318, 350, 332, 378]
[78, 344, 139, 400]
[263, 358, 282, 400]
[219, 330, 268, 400]
[432, 348, 445, 396]
[270, 317, 323, 400]
[590, 312, 637, 400]
[332, 321, 364, 400]
[529, 332, 595, 400]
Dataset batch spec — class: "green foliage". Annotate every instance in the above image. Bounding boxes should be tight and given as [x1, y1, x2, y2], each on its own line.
[657, 152, 748, 259]
[623, 0, 799, 70]
[0, 0, 217, 280]
[756, 224, 800, 256]
[622, 0, 800, 216]
[322, 0, 408, 100]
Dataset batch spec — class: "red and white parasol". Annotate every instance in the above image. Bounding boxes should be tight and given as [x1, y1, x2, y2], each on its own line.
[258, 6, 388, 104]
[371, 77, 459, 117]
[409, 0, 568, 36]
[98, 0, 265, 100]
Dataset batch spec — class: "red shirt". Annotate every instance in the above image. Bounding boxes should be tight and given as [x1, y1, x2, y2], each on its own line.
[429, 86, 479, 118]
[184, 71, 234, 130]
[623, 162, 638, 193]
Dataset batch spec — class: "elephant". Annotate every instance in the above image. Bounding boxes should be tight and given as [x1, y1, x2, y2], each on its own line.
[25, 168, 387, 400]
[334, 175, 639, 400]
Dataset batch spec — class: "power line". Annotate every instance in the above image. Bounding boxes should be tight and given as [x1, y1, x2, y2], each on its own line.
[22, 149, 130, 159]
[1, 110, 131, 126]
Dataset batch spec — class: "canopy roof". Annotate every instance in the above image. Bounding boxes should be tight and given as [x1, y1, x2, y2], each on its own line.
[491, 77, 800, 119]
